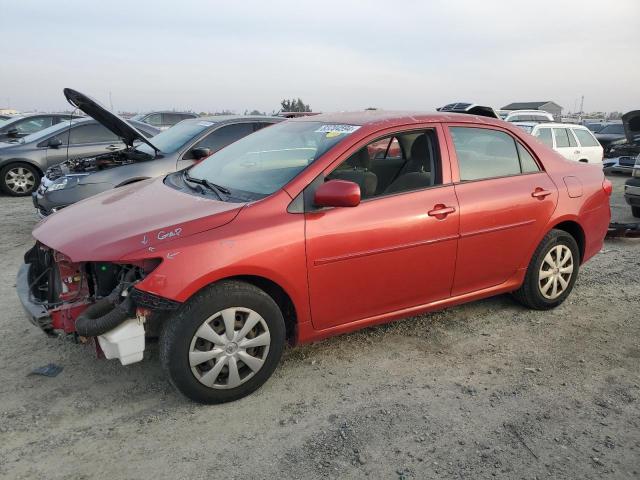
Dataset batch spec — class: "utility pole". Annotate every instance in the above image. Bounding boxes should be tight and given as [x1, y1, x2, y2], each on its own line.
[109, 91, 113, 111]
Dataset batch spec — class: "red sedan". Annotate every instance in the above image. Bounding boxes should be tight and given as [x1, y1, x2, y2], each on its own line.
[18, 111, 611, 403]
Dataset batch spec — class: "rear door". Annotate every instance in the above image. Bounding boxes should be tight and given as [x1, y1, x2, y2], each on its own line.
[571, 127, 603, 163]
[446, 124, 558, 295]
[552, 127, 578, 162]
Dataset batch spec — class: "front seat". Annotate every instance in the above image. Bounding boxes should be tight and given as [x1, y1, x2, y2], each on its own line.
[385, 134, 432, 194]
[328, 149, 378, 198]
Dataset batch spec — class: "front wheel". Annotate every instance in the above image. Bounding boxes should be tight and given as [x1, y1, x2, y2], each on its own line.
[1, 162, 41, 196]
[159, 281, 286, 404]
[512, 229, 580, 310]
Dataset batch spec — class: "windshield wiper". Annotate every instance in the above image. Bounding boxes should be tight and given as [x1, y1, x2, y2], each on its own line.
[183, 170, 230, 200]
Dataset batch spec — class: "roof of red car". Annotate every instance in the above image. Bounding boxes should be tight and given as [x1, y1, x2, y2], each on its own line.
[290, 110, 505, 128]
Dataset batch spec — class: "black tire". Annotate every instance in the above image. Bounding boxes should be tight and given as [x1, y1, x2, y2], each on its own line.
[512, 229, 580, 310]
[632, 206, 640, 218]
[0, 162, 41, 196]
[159, 280, 286, 404]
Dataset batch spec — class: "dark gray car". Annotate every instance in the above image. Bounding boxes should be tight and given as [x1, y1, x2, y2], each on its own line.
[130, 111, 198, 130]
[0, 113, 80, 142]
[34, 89, 283, 216]
[0, 116, 159, 196]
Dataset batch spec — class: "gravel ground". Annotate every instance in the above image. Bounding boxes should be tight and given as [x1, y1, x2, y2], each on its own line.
[0, 174, 638, 480]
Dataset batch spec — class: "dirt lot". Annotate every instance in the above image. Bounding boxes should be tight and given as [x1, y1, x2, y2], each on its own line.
[0, 174, 638, 480]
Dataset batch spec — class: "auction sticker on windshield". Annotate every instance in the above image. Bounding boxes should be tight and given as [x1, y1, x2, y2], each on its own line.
[315, 124, 360, 138]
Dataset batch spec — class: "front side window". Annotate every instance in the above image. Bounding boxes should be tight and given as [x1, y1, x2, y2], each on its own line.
[572, 128, 599, 147]
[450, 127, 521, 181]
[188, 121, 360, 198]
[136, 120, 214, 155]
[190, 123, 255, 157]
[326, 130, 440, 199]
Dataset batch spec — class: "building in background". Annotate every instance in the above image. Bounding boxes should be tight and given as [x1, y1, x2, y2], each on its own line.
[501, 101, 563, 121]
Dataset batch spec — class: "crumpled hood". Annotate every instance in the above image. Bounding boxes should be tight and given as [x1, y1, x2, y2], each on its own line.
[622, 110, 640, 144]
[64, 88, 159, 152]
[33, 177, 245, 262]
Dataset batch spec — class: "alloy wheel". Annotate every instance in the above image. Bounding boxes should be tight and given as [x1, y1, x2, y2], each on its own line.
[5, 166, 36, 194]
[189, 307, 271, 389]
[538, 245, 574, 300]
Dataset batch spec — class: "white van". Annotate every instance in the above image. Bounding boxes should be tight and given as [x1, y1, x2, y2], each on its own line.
[514, 122, 603, 164]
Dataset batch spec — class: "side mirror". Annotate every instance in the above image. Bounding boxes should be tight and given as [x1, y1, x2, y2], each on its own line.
[7, 128, 19, 138]
[191, 147, 211, 160]
[47, 138, 63, 148]
[314, 179, 361, 208]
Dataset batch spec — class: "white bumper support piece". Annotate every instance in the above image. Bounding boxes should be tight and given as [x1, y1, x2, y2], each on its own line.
[98, 318, 145, 365]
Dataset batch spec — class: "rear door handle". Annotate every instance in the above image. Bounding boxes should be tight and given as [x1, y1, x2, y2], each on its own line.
[531, 188, 552, 199]
[428, 204, 456, 219]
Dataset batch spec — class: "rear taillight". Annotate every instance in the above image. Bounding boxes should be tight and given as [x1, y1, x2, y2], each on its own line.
[602, 179, 613, 196]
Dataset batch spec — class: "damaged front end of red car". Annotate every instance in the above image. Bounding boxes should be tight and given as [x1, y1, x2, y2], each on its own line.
[17, 242, 176, 363]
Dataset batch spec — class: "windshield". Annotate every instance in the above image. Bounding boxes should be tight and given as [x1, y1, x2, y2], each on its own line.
[598, 124, 624, 135]
[188, 121, 360, 197]
[136, 120, 212, 154]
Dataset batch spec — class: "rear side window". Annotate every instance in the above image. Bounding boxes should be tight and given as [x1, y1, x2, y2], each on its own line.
[566, 129, 577, 147]
[535, 128, 553, 147]
[450, 127, 521, 181]
[145, 113, 163, 126]
[14, 116, 54, 134]
[572, 128, 600, 147]
[163, 113, 188, 126]
[553, 128, 570, 148]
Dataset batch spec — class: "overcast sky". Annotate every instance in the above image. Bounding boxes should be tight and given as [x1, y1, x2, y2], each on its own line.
[2, 0, 638, 115]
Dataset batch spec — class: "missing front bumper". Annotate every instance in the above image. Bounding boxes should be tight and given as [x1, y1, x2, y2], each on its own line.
[16, 263, 55, 336]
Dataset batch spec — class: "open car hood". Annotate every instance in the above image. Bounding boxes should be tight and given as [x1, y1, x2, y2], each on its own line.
[622, 110, 640, 144]
[64, 88, 159, 152]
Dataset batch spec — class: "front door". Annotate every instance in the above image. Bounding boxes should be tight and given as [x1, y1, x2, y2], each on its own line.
[305, 127, 459, 330]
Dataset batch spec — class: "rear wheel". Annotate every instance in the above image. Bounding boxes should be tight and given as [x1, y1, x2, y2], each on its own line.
[512, 229, 580, 310]
[1, 162, 40, 196]
[159, 281, 286, 404]
[632, 206, 640, 218]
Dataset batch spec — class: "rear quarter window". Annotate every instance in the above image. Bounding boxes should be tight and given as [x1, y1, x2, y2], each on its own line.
[572, 128, 600, 147]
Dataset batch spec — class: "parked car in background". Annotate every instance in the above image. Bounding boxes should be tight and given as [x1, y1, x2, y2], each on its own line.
[514, 122, 603, 164]
[624, 155, 640, 217]
[0, 115, 159, 196]
[0, 113, 80, 142]
[34, 89, 283, 216]
[602, 111, 640, 174]
[130, 111, 198, 130]
[595, 122, 625, 149]
[503, 110, 554, 123]
[437, 102, 500, 118]
[583, 121, 607, 133]
[18, 111, 611, 403]
[0, 114, 13, 121]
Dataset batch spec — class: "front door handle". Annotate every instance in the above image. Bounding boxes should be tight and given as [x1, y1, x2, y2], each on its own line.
[105, 144, 120, 151]
[428, 204, 456, 219]
[574, 150, 581, 155]
[531, 188, 552, 199]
